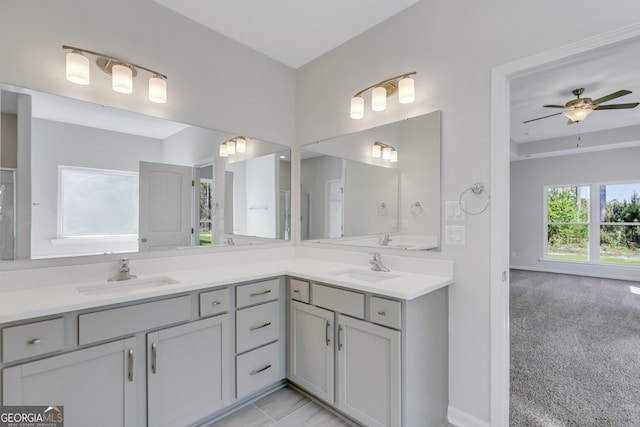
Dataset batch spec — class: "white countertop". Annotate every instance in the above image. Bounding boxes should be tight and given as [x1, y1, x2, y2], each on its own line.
[0, 256, 453, 324]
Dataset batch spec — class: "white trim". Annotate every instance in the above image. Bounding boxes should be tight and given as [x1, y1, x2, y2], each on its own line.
[448, 405, 491, 427]
[491, 22, 640, 427]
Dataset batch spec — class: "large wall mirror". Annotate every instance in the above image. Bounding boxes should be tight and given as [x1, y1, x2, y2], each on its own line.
[300, 111, 441, 251]
[0, 84, 291, 261]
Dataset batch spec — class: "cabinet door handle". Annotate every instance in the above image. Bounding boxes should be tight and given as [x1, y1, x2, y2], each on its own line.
[250, 322, 271, 331]
[151, 342, 157, 374]
[250, 289, 271, 297]
[211, 301, 222, 306]
[250, 364, 272, 375]
[338, 325, 343, 351]
[28, 338, 42, 345]
[128, 349, 134, 382]
[378, 311, 386, 316]
[325, 320, 331, 346]
[292, 289, 300, 294]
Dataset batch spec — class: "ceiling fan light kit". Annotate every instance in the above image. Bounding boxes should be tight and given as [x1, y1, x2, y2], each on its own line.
[524, 87, 639, 124]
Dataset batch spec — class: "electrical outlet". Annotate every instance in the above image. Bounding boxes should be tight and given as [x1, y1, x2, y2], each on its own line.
[445, 225, 465, 245]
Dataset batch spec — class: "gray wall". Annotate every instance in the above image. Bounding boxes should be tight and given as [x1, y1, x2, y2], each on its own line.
[510, 146, 640, 280]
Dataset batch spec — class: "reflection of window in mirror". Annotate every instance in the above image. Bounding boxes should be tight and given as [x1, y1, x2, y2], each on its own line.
[197, 164, 214, 246]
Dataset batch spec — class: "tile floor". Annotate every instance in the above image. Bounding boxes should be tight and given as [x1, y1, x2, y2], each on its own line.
[206, 386, 357, 427]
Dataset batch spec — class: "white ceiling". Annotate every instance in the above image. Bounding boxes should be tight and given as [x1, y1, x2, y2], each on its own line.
[152, 0, 419, 69]
[511, 40, 640, 144]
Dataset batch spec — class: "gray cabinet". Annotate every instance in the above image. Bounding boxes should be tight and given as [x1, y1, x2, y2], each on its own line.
[3, 337, 137, 427]
[147, 315, 231, 427]
[289, 286, 400, 427]
[289, 301, 334, 403]
[336, 314, 400, 427]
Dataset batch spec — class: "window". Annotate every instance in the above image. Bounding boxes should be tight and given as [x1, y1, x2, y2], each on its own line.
[599, 183, 640, 265]
[546, 186, 590, 261]
[545, 182, 640, 266]
[59, 166, 138, 238]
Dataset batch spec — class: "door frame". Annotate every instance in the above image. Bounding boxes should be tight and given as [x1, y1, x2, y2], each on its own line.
[490, 23, 640, 426]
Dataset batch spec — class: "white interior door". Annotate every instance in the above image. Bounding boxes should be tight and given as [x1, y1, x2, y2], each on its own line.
[139, 162, 193, 251]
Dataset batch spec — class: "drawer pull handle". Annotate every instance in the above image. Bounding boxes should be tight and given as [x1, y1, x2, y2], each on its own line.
[128, 349, 134, 382]
[338, 325, 343, 351]
[250, 364, 272, 375]
[28, 338, 42, 345]
[211, 301, 222, 306]
[325, 320, 331, 346]
[250, 322, 272, 331]
[378, 311, 386, 316]
[151, 343, 157, 374]
[250, 289, 272, 297]
[293, 289, 300, 294]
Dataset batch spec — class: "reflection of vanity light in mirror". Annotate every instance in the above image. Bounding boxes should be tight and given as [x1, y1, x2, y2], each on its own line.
[301, 111, 441, 251]
[372, 142, 398, 163]
[62, 45, 168, 103]
[0, 84, 291, 261]
[350, 72, 416, 119]
[219, 136, 247, 157]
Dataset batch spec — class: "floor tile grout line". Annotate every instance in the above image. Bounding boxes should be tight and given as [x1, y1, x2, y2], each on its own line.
[253, 402, 277, 423]
[271, 400, 314, 426]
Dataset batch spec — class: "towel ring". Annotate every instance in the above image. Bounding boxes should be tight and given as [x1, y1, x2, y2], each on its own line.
[459, 182, 490, 215]
[410, 202, 423, 217]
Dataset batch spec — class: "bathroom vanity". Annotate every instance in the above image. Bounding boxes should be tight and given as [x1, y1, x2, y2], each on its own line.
[0, 252, 452, 427]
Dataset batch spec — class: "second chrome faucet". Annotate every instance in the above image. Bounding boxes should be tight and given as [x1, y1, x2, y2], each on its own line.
[369, 252, 390, 272]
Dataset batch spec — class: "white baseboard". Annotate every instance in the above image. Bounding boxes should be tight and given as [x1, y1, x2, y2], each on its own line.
[448, 406, 490, 427]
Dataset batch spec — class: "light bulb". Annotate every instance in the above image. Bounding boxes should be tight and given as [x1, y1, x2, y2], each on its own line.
[226, 140, 236, 155]
[219, 144, 228, 157]
[66, 51, 90, 85]
[112, 64, 133, 94]
[372, 144, 382, 158]
[149, 75, 167, 103]
[235, 137, 246, 153]
[350, 96, 364, 119]
[382, 146, 392, 160]
[398, 77, 415, 104]
[372, 87, 387, 111]
[390, 150, 398, 162]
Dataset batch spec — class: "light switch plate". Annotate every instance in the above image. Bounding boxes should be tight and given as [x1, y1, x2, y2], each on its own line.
[445, 201, 465, 221]
[445, 225, 465, 245]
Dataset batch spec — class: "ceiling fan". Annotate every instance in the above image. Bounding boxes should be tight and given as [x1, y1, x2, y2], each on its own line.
[524, 88, 639, 124]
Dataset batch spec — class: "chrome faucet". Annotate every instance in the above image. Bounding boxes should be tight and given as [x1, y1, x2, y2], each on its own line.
[369, 252, 390, 272]
[379, 235, 392, 246]
[108, 257, 137, 281]
[224, 237, 235, 246]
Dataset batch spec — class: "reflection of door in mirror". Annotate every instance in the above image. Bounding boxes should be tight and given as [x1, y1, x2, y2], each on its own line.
[139, 162, 193, 251]
[196, 164, 214, 246]
[0, 169, 15, 260]
[326, 180, 344, 238]
[300, 193, 310, 240]
[279, 190, 291, 240]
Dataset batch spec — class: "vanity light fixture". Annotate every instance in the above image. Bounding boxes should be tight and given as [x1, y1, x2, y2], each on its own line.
[372, 142, 398, 163]
[219, 137, 248, 157]
[350, 72, 416, 119]
[62, 45, 168, 103]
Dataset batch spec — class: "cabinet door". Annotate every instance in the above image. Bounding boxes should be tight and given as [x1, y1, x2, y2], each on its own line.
[2, 337, 137, 427]
[337, 314, 400, 427]
[289, 301, 334, 403]
[147, 315, 230, 427]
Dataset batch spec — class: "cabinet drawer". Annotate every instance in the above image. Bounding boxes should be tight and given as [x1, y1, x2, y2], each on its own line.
[199, 288, 230, 317]
[79, 296, 191, 345]
[289, 278, 309, 303]
[236, 341, 281, 399]
[236, 301, 280, 353]
[369, 297, 402, 329]
[2, 318, 65, 363]
[311, 284, 364, 319]
[236, 279, 280, 308]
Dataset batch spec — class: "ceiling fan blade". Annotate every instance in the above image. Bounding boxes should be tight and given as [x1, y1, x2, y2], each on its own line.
[542, 104, 566, 108]
[592, 90, 631, 105]
[523, 112, 563, 123]
[594, 102, 639, 110]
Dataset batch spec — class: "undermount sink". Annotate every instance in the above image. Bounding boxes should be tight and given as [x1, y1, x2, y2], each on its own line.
[77, 276, 180, 296]
[329, 269, 399, 283]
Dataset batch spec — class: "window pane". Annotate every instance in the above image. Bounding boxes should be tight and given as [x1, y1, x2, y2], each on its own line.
[547, 186, 589, 223]
[600, 183, 640, 223]
[600, 225, 640, 265]
[61, 167, 138, 237]
[547, 224, 589, 261]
